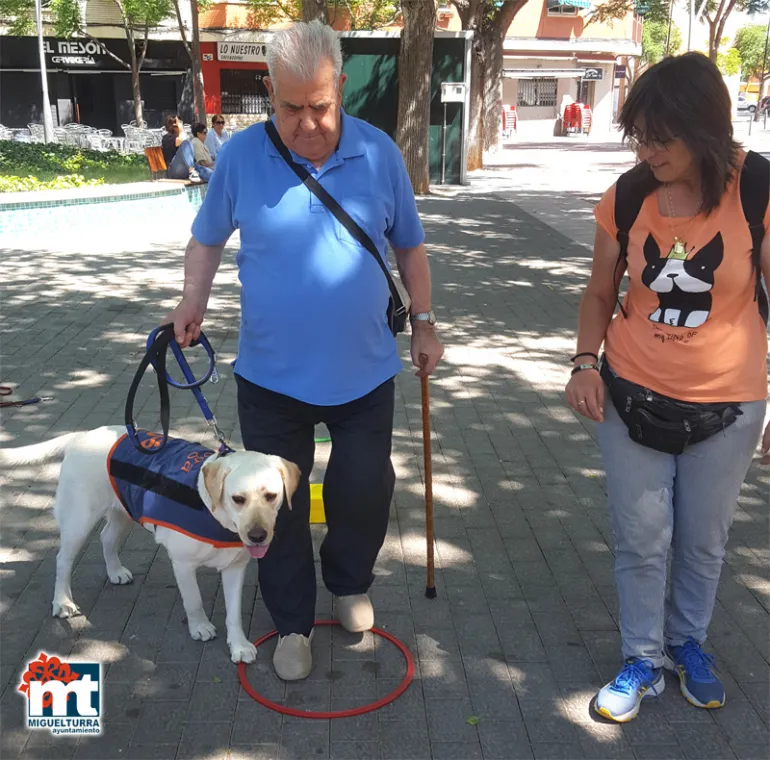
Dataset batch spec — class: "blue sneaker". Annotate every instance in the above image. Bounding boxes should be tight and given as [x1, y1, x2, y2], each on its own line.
[594, 658, 665, 723]
[664, 638, 725, 709]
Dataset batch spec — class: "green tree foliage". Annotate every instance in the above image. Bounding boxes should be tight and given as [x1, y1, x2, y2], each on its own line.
[717, 45, 742, 75]
[590, 0, 769, 61]
[641, 19, 682, 66]
[588, 0, 671, 28]
[0, 0, 37, 34]
[733, 23, 770, 80]
[245, 0, 399, 29]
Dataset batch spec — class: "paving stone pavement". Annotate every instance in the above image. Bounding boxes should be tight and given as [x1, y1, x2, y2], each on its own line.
[1, 186, 769, 760]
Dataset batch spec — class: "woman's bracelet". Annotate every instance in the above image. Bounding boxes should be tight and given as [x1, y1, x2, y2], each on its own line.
[570, 351, 599, 363]
[571, 363, 599, 376]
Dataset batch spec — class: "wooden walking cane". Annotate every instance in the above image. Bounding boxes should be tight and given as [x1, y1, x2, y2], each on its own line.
[420, 354, 437, 599]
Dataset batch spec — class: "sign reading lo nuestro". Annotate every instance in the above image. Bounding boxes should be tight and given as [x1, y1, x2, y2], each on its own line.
[218, 42, 268, 63]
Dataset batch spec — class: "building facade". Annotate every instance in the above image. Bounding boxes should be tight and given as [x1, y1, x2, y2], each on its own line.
[0, 0, 194, 130]
[501, 0, 641, 137]
[0, 36, 190, 130]
[1, 0, 640, 138]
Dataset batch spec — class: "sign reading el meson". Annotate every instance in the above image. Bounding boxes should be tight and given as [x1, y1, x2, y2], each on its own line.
[217, 42, 268, 63]
[43, 39, 107, 66]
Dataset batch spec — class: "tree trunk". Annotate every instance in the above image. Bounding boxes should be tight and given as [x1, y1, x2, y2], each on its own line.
[481, 23, 503, 152]
[456, 1, 527, 169]
[466, 36, 484, 171]
[481, 1, 526, 154]
[707, 19, 718, 61]
[395, 0, 436, 194]
[713, 2, 734, 61]
[707, 0, 737, 62]
[126, 30, 144, 126]
[190, 0, 206, 122]
[302, 0, 328, 23]
[453, 1, 485, 170]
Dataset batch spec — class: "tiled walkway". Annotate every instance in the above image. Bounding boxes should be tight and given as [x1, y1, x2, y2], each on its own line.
[1, 177, 768, 759]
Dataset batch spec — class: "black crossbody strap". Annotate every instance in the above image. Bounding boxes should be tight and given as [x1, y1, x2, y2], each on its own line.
[265, 121, 404, 311]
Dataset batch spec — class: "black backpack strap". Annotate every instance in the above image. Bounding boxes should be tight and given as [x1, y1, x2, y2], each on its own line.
[613, 162, 658, 317]
[739, 150, 769, 325]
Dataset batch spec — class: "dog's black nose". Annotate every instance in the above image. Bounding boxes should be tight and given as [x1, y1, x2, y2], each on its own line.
[247, 527, 267, 545]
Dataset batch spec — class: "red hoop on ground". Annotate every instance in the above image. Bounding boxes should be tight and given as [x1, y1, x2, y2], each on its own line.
[237, 619, 414, 719]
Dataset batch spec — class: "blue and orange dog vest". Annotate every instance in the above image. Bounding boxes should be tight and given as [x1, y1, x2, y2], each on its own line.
[107, 431, 242, 548]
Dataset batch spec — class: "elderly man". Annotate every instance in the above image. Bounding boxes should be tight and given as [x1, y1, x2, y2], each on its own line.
[166, 20, 443, 681]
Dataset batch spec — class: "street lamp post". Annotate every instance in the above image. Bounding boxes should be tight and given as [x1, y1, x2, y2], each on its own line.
[34, 0, 55, 142]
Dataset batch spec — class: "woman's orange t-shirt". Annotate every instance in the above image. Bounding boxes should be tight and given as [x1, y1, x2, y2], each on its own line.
[594, 152, 768, 404]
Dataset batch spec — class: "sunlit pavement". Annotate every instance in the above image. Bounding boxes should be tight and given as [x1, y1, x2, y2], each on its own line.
[1, 166, 768, 759]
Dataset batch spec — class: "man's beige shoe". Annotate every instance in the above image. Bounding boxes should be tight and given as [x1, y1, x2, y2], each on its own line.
[273, 631, 313, 681]
[335, 594, 374, 633]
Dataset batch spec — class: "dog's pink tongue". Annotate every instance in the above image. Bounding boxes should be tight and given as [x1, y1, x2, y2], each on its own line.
[247, 545, 268, 559]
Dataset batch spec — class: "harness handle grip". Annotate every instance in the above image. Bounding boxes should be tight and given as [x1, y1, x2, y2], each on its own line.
[126, 324, 218, 455]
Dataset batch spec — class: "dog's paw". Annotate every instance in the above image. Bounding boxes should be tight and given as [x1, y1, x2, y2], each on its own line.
[229, 639, 257, 664]
[188, 618, 217, 641]
[108, 567, 134, 585]
[52, 599, 80, 618]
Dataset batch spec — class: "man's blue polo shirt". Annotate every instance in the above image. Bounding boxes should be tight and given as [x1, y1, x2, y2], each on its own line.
[191, 111, 425, 406]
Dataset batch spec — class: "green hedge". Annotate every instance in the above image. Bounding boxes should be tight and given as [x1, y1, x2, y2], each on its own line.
[0, 141, 150, 192]
[0, 174, 105, 193]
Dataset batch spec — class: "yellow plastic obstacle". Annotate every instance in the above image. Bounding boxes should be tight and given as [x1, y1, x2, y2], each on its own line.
[310, 483, 326, 524]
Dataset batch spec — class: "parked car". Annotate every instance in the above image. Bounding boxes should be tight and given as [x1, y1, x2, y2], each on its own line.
[737, 93, 757, 114]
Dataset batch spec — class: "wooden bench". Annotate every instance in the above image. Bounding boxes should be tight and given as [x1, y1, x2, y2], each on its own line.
[144, 146, 167, 179]
[144, 146, 199, 186]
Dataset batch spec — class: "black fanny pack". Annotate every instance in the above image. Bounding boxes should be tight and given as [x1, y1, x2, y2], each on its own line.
[600, 359, 742, 455]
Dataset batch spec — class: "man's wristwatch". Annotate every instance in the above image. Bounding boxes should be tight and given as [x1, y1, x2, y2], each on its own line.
[410, 310, 437, 326]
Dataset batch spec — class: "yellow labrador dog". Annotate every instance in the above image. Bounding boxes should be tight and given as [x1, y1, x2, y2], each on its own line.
[1, 425, 299, 663]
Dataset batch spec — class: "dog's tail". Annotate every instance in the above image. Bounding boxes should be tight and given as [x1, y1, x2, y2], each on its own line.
[0, 432, 81, 466]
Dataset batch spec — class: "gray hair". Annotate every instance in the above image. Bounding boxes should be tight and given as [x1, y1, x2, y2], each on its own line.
[267, 20, 343, 90]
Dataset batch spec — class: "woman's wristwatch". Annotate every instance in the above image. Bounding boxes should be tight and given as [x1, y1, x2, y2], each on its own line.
[571, 363, 599, 376]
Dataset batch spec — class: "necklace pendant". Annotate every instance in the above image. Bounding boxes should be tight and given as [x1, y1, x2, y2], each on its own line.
[668, 239, 688, 260]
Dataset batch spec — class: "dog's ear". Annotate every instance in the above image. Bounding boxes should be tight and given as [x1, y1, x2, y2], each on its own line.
[269, 456, 301, 510]
[643, 233, 661, 264]
[202, 459, 230, 511]
[689, 232, 724, 270]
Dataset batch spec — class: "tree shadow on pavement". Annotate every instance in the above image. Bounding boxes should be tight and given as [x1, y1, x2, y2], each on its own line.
[0, 190, 767, 759]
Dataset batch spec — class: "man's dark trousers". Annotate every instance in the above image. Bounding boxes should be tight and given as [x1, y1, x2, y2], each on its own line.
[236, 374, 396, 637]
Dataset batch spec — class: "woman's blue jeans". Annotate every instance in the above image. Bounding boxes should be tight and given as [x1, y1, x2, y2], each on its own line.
[596, 396, 765, 667]
[167, 140, 214, 182]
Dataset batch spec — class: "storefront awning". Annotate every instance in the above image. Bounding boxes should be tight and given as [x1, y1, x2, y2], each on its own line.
[547, 0, 592, 9]
[503, 69, 584, 79]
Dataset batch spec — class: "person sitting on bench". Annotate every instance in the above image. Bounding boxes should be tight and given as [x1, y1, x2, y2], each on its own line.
[163, 115, 212, 183]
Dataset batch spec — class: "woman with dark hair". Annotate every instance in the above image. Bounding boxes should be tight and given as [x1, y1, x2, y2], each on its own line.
[162, 115, 210, 183]
[565, 52, 770, 723]
[161, 115, 184, 166]
[205, 114, 230, 162]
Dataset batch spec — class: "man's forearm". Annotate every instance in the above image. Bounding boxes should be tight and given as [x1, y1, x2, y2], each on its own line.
[393, 244, 431, 313]
[182, 237, 225, 306]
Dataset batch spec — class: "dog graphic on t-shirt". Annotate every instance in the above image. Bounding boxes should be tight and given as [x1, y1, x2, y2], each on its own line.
[641, 232, 723, 329]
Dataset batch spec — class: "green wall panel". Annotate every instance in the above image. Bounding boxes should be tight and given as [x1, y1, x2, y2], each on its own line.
[341, 36, 466, 185]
